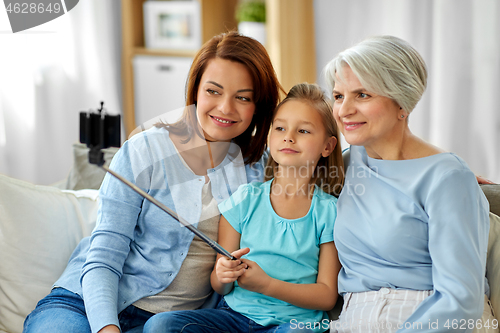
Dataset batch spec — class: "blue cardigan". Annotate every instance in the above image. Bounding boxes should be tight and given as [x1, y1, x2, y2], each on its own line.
[54, 127, 266, 333]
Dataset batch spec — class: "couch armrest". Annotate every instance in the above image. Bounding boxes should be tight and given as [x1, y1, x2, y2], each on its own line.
[481, 184, 500, 217]
[486, 212, 500, 319]
[0, 174, 99, 333]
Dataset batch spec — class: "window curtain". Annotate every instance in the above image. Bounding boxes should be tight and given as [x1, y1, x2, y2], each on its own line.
[315, 0, 500, 182]
[1, 1, 498, 184]
[0, 0, 121, 185]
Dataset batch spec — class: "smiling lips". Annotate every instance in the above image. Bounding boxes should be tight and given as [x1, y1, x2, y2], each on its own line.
[210, 115, 237, 127]
[343, 121, 365, 131]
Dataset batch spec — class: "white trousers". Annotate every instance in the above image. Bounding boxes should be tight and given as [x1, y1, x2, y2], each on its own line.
[330, 288, 498, 333]
[331, 288, 432, 333]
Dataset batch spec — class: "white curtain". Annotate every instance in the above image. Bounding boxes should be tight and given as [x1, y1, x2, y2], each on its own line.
[0, 0, 121, 185]
[315, 0, 500, 183]
[1, 1, 498, 184]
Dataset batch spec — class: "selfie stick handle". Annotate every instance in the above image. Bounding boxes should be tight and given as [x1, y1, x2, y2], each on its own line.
[101, 165, 237, 261]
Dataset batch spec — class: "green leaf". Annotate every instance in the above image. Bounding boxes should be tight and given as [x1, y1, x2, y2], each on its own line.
[235, 1, 266, 23]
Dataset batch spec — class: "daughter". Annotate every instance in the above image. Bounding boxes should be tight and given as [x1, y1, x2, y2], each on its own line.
[144, 83, 345, 333]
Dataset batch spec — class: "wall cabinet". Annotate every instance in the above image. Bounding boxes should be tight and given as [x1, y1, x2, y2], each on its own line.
[121, 0, 316, 137]
[133, 55, 193, 127]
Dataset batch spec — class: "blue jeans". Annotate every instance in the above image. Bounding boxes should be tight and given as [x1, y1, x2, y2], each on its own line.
[23, 287, 153, 333]
[143, 298, 315, 333]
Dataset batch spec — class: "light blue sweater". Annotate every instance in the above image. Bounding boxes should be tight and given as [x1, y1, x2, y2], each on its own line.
[335, 145, 490, 332]
[54, 127, 266, 333]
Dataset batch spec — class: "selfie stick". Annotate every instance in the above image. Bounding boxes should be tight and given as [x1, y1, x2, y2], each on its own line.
[80, 103, 237, 261]
[100, 165, 237, 261]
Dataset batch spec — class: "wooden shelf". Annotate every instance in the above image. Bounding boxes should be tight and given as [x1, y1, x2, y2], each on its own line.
[121, 0, 316, 137]
[266, 0, 316, 93]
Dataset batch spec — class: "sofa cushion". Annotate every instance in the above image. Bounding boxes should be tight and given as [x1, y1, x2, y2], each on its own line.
[54, 143, 119, 190]
[487, 212, 500, 317]
[0, 174, 99, 333]
[481, 184, 500, 217]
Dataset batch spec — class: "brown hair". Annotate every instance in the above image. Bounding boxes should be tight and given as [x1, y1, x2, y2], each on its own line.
[264, 83, 344, 196]
[157, 31, 283, 164]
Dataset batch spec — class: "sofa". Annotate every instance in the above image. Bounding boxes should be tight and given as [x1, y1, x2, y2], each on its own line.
[0, 144, 499, 333]
[0, 144, 118, 333]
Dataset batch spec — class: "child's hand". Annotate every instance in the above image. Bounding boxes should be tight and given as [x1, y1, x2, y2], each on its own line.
[215, 247, 250, 284]
[237, 259, 272, 294]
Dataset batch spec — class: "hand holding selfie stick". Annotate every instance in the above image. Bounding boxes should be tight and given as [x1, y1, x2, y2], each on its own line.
[80, 102, 237, 261]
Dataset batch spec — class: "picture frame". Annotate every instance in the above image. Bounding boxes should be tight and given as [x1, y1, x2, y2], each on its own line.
[143, 1, 202, 51]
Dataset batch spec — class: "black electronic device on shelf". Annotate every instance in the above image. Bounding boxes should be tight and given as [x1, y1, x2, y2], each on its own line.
[79, 102, 236, 260]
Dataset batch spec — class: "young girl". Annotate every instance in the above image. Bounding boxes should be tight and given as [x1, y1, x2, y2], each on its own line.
[143, 83, 345, 333]
[23, 31, 282, 333]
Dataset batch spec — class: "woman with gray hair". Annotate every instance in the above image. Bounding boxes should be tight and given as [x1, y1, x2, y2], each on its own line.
[325, 35, 492, 332]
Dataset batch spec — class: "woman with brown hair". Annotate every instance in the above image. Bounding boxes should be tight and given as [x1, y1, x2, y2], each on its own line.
[23, 31, 283, 333]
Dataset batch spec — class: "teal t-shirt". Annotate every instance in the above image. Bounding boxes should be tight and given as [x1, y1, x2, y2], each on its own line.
[218, 179, 337, 331]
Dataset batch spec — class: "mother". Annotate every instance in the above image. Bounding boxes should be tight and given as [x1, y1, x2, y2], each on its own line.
[325, 35, 490, 332]
[23, 31, 282, 333]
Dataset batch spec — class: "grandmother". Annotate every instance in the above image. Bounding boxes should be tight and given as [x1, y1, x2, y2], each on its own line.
[325, 35, 491, 332]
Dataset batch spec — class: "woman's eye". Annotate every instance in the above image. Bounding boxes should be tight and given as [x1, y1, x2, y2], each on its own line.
[359, 93, 369, 98]
[237, 96, 252, 102]
[333, 94, 343, 101]
[207, 89, 220, 95]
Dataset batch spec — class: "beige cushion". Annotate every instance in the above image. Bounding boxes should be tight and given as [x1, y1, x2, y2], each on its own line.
[475, 212, 500, 333]
[481, 184, 500, 217]
[54, 143, 118, 190]
[487, 212, 500, 317]
[0, 174, 99, 333]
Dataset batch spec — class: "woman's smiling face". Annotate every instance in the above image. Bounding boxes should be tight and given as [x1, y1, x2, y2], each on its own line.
[332, 65, 402, 151]
[196, 58, 255, 142]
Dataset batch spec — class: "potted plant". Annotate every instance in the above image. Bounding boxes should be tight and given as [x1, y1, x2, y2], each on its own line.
[236, 0, 266, 46]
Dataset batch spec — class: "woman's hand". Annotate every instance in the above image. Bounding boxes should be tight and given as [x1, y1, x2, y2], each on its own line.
[237, 259, 272, 294]
[215, 247, 249, 284]
[98, 325, 120, 333]
[477, 175, 495, 184]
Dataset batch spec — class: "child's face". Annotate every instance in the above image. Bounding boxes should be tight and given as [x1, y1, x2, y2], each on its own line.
[196, 58, 255, 142]
[269, 100, 336, 170]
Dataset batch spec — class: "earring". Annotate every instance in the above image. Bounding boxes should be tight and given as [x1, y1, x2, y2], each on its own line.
[400, 114, 405, 118]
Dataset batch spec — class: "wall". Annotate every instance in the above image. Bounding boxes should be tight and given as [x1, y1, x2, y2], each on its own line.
[314, 0, 500, 182]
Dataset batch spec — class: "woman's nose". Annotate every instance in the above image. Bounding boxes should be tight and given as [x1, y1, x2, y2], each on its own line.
[336, 98, 355, 118]
[218, 97, 234, 115]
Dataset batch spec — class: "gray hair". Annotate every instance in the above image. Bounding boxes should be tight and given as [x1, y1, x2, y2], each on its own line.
[324, 35, 427, 114]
